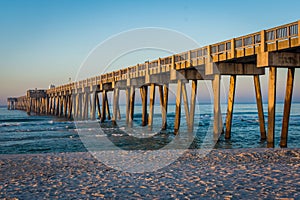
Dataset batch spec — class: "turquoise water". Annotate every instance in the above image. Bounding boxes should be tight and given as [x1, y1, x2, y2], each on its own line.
[0, 103, 299, 154]
[0, 107, 85, 153]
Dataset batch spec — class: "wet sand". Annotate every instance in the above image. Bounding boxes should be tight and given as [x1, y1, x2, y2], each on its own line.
[1, 148, 300, 199]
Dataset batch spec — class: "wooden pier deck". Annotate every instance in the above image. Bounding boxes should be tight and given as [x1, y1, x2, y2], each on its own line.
[8, 20, 300, 148]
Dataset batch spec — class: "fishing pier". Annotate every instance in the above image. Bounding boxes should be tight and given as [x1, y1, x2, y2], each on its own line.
[8, 21, 300, 148]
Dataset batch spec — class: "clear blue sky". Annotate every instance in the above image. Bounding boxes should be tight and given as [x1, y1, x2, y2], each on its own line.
[1, 0, 300, 105]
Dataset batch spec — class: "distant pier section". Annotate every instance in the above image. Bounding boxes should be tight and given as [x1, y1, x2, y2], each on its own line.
[8, 20, 300, 148]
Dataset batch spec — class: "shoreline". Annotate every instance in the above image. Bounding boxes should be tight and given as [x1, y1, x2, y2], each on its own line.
[1, 147, 300, 157]
[1, 148, 299, 199]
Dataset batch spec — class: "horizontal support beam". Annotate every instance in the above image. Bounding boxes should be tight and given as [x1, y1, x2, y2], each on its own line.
[257, 52, 300, 68]
[217, 63, 265, 75]
[145, 73, 172, 84]
[171, 68, 214, 80]
[127, 77, 147, 87]
[100, 83, 113, 91]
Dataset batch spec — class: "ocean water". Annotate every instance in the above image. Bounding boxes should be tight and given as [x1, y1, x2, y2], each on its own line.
[0, 103, 300, 154]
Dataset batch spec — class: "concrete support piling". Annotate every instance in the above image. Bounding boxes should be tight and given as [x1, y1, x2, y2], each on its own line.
[174, 80, 182, 134]
[253, 75, 266, 140]
[267, 67, 277, 148]
[148, 84, 155, 130]
[140, 86, 148, 126]
[280, 68, 295, 147]
[225, 75, 237, 139]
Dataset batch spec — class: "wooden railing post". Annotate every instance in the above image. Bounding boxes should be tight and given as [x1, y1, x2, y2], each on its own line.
[298, 20, 300, 45]
[260, 30, 266, 52]
[231, 38, 236, 58]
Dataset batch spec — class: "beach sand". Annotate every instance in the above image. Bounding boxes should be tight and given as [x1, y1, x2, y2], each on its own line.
[0, 148, 300, 199]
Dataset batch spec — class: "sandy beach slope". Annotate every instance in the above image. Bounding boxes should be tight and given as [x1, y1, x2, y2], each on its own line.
[1, 148, 300, 199]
